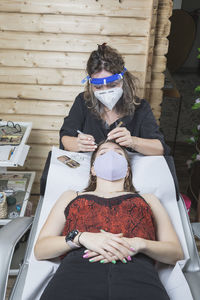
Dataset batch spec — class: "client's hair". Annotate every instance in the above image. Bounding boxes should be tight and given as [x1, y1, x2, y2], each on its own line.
[84, 140, 136, 192]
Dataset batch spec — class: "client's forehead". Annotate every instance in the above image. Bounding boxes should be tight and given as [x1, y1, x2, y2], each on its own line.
[98, 143, 122, 151]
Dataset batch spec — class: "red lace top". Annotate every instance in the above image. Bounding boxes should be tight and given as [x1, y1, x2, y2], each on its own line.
[62, 193, 156, 241]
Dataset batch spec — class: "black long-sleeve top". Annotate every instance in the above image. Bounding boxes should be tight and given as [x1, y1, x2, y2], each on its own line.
[60, 92, 170, 155]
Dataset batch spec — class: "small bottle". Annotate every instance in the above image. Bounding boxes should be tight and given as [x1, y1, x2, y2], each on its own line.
[8, 204, 21, 219]
[0, 192, 5, 203]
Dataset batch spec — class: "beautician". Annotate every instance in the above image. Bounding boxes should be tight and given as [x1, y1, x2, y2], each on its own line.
[60, 43, 170, 156]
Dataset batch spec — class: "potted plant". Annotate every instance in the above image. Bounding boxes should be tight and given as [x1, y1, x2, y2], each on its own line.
[186, 47, 200, 221]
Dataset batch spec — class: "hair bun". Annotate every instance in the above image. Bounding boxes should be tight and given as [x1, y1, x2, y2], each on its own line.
[97, 43, 107, 56]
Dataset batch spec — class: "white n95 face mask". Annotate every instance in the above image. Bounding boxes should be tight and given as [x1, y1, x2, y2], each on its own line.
[94, 87, 123, 110]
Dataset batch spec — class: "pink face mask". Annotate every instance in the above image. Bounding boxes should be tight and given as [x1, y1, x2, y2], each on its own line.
[93, 150, 128, 181]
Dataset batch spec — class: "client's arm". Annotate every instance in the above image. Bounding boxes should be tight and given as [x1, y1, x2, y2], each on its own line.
[34, 190, 77, 260]
[126, 194, 184, 265]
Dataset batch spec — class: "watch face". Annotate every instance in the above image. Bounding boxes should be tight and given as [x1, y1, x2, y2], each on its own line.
[66, 229, 79, 242]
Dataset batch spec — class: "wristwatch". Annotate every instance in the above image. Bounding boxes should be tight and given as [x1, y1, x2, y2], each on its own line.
[65, 229, 81, 249]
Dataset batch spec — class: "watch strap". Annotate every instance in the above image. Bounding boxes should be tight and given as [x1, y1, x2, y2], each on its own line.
[66, 240, 81, 250]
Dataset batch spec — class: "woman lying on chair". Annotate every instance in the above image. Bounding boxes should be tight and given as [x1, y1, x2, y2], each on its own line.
[34, 140, 184, 300]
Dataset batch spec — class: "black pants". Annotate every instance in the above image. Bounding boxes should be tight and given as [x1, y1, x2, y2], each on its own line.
[40, 248, 170, 300]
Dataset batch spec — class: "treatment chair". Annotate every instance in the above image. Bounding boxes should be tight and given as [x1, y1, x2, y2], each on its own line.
[1, 147, 200, 300]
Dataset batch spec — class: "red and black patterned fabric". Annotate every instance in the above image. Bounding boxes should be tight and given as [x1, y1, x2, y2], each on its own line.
[62, 193, 156, 241]
[40, 194, 171, 300]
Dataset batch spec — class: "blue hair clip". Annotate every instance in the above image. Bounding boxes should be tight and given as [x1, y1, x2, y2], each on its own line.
[81, 68, 127, 85]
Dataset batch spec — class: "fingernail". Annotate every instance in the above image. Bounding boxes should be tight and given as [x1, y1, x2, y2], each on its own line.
[83, 254, 88, 258]
[127, 256, 132, 261]
[112, 260, 116, 264]
[84, 249, 89, 253]
[89, 259, 94, 262]
[100, 260, 105, 264]
[130, 247, 135, 252]
[100, 229, 106, 232]
[122, 258, 127, 264]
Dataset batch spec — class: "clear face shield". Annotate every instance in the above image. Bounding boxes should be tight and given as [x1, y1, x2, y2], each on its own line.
[81, 68, 126, 110]
[91, 78, 123, 91]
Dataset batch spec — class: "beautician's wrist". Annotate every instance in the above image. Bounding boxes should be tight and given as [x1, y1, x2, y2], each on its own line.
[76, 136, 81, 152]
[131, 136, 139, 150]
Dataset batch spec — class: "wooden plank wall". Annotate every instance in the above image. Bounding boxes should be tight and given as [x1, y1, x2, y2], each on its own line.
[0, 0, 172, 195]
[148, 0, 173, 120]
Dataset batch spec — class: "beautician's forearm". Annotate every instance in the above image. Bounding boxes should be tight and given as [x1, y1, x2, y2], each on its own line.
[139, 239, 184, 265]
[34, 236, 71, 260]
[131, 137, 164, 156]
[61, 136, 79, 151]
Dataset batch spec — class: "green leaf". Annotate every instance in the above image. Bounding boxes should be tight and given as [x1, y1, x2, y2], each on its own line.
[186, 137, 195, 144]
[191, 153, 197, 160]
[195, 86, 200, 93]
[192, 102, 200, 110]
[192, 127, 198, 135]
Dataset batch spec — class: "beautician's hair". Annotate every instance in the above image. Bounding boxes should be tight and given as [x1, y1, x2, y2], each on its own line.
[84, 43, 141, 119]
[84, 140, 136, 192]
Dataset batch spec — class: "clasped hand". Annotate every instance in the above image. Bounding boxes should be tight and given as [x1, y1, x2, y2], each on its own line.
[79, 230, 142, 264]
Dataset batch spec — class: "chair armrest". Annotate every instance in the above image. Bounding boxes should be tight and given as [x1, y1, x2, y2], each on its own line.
[0, 216, 33, 300]
[184, 271, 200, 300]
[191, 222, 200, 240]
[9, 196, 44, 300]
[40, 151, 52, 196]
[178, 196, 200, 272]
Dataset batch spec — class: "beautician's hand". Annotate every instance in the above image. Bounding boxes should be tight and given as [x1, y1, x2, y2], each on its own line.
[107, 127, 135, 149]
[77, 133, 97, 152]
[80, 231, 133, 263]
